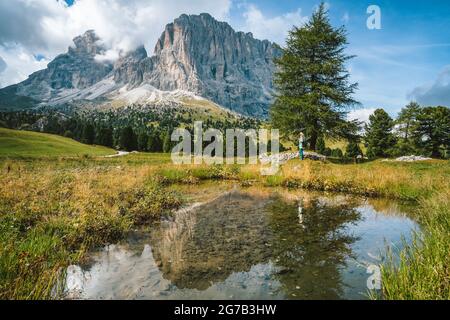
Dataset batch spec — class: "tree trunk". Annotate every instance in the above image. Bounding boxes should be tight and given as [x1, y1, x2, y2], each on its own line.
[404, 122, 410, 141]
[431, 145, 441, 159]
[310, 130, 318, 151]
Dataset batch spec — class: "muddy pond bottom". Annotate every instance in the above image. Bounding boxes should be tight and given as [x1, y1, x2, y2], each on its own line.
[65, 187, 418, 300]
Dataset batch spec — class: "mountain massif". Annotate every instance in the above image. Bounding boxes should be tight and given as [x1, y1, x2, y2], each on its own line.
[0, 13, 282, 117]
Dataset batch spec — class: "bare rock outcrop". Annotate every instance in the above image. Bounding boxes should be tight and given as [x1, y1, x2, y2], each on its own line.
[12, 30, 113, 102]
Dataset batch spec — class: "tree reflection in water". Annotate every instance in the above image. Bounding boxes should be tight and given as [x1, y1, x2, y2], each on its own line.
[266, 196, 361, 299]
[149, 190, 361, 299]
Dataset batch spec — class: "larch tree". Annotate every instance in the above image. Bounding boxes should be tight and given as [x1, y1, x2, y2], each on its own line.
[270, 3, 359, 150]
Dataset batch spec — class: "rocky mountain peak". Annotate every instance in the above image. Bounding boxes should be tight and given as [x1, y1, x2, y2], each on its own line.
[10, 30, 113, 100]
[113, 45, 148, 86]
[1, 14, 282, 117]
[148, 13, 282, 116]
[69, 30, 105, 57]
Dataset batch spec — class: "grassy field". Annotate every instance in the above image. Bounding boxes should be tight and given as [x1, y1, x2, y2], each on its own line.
[379, 189, 450, 299]
[0, 128, 115, 158]
[155, 159, 448, 201]
[0, 153, 180, 299]
[0, 131, 448, 299]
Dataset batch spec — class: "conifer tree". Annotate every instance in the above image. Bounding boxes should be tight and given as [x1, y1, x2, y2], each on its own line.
[395, 102, 421, 154]
[82, 123, 95, 145]
[316, 137, 326, 154]
[397, 102, 421, 141]
[413, 106, 450, 158]
[137, 132, 149, 151]
[162, 132, 172, 153]
[346, 140, 362, 159]
[365, 109, 396, 158]
[120, 126, 137, 151]
[97, 126, 114, 147]
[270, 3, 359, 150]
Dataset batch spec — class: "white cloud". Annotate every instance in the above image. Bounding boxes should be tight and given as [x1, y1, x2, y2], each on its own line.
[0, 0, 232, 88]
[341, 12, 350, 24]
[347, 108, 377, 123]
[0, 46, 50, 88]
[0, 56, 6, 73]
[239, 4, 308, 46]
[0, 1, 319, 89]
[408, 65, 450, 107]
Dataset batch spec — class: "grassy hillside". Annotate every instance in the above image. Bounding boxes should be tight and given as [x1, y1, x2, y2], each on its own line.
[325, 138, 367, 154]
[0, 128, 115, 158]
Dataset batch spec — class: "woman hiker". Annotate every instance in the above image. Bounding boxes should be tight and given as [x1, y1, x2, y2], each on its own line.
[299, 133, 305, 160]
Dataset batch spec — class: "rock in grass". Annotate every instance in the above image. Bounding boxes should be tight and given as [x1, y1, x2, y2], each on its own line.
[259, 152, 326, 164]
[383, 155, 433, 162]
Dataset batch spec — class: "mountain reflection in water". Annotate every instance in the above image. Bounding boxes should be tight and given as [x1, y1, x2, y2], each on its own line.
[65, 188, 417, 300]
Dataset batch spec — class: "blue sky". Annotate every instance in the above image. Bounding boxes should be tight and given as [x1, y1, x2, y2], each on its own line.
[1, 0, 449, 121]
[225, 0, 450, 118]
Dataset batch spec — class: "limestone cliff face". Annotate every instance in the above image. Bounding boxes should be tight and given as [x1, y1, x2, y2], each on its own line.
[142, 13, 281, 116]
[0, 14, 282, 117]
[113, 45, 148, 87]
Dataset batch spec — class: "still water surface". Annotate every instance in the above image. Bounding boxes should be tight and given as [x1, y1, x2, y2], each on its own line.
[65, 186, 418, 300]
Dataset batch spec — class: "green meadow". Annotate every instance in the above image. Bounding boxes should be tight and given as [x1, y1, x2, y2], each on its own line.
[0, 128, 449, 299]
[0, 127, 114, 158]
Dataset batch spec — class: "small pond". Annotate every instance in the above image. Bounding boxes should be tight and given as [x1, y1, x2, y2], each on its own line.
[64, 185, 419, 300]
